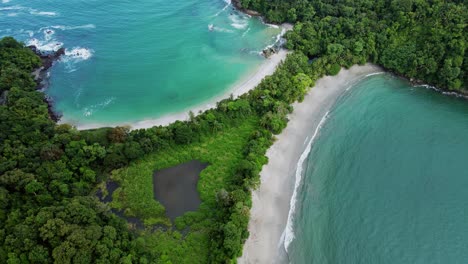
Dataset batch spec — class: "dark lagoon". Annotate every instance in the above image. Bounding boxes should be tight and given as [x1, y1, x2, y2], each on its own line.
[153, 160, 208, 220]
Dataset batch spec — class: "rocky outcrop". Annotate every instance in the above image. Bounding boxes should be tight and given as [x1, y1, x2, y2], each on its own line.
[262, 46, 277, 58]
[28, 46, 65, 121]
[28, 46, 65, 71]
[231, 0, 261, 16]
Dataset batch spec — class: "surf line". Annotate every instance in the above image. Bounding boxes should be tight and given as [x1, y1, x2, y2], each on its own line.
[282, 110, 330, 253]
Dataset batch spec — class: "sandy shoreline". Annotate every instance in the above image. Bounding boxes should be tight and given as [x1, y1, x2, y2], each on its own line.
[61, 41, 290, 130]
[238, 64, 383, 264]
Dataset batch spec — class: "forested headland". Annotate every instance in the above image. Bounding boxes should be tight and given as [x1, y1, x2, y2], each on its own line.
[240, 0, 467, 91]
[1, 0, 466, 263]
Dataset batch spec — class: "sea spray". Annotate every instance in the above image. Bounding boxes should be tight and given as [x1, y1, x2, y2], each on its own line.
[63, 47, 93, 61]
[283, 111, 330, 252]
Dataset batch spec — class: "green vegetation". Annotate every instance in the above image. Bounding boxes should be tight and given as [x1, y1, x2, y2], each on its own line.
[241, 0, 467, 91]
[0, 37, 137, 263]
[109, 116, 257, 228]
[110, 117, 258, 262]
[1, 0, 466, 262]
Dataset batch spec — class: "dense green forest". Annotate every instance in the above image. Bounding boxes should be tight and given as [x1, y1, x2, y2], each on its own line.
[0, 36, 313, 263]
[241, 0, 467, 91]
[1, 0, 466, 263]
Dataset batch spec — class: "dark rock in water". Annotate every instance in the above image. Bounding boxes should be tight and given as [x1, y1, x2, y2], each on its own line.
[231, 0, 261, 16]
[28, 45, 66, 122]
[44, 96, 62, 122]
[262, 46, 277, 58]
[28, 45, 65, 71]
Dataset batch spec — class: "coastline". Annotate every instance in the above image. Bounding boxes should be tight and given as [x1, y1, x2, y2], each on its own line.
[238, 64, 382, 264]
[61, 47, 290, 130]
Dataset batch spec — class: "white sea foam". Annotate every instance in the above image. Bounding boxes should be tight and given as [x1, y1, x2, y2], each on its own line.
[266, 23, 279, 29]
[26, 37, 63, 52]
[63, 47, 93, 61]
[30, 10, 56, 16]
[211, 26, 233, 33]
[241, 27, 250, 37]
[283, 111, 330, 252]
[0, 5, 23, 11]
[264, 28, 287, 51]
[230, 14, 248, 29]
[415, 84, 468, 99]
[231, 23, 247, 29]
[82, 97, 115, 117]
[2, 0, 11, 3]
[213, 2, 230, 17]
[366, 72, 385, 77]
[50, 24, 96, 30]
[0, 5, 57, 16]
[43, 29, 55, 41]
[6, 12, 17, 16]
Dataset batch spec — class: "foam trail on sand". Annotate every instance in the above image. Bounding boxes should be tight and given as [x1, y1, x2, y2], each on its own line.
[366, 72, 385, 77]
[283, 111, 330, 252]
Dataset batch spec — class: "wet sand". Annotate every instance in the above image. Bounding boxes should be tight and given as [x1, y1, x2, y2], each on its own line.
[238, 64, 383, 264]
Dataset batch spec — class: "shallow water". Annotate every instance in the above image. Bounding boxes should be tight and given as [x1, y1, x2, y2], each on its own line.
[0, 0, 279, 124]
[289, 74, 468, 263]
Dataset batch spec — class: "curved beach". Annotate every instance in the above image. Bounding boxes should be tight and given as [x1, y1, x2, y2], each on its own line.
[60, 50, 289, 130]
[238, 64, 382, 264]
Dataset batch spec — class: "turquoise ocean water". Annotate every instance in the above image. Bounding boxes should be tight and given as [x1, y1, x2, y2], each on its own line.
[0, 0, 279, 125]
[289, 74, 468, 263]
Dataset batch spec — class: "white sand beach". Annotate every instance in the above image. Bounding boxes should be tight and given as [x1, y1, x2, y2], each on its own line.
[238, 64, 383, 264]
[63, 49, 289, 130]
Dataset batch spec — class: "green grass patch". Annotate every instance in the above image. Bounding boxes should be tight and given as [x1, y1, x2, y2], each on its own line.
[109, 116, 259, 262]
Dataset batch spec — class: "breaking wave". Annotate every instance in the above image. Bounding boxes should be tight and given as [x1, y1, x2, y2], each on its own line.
[283, 111, 330, 252]
[63, 47, 93, 61]
[0, 5, 57, 16]
[82, 97, 116, 117]
[229, 13, 248, 29]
